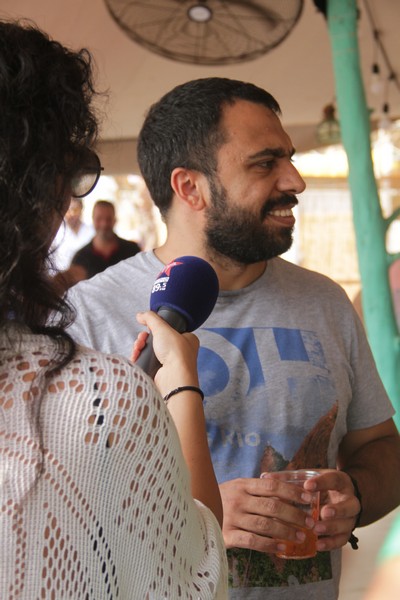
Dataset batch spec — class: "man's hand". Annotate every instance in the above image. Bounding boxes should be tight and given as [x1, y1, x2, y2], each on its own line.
[220, 419, 400, 555]
[220, 470, 362, 554]
[303, 469, 361, 551]
[219, 477, 317, 554]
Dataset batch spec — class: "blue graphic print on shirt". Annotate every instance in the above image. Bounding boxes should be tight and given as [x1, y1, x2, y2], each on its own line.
[197, 325, 335, 589]
[198, 325, 336, 480]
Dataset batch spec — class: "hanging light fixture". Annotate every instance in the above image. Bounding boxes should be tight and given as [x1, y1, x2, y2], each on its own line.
[316, 104, 341, 146]
[370, 62, 384, 95]
[378, 101, 391, 131]
[369, 27, 384, 96]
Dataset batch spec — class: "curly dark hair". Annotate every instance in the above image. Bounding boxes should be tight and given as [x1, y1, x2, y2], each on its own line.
[0, 20, 100, 363]
[137, 77, 281, 217]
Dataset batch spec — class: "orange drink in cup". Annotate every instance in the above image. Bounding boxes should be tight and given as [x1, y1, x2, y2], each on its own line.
[262, 469, 320, 560]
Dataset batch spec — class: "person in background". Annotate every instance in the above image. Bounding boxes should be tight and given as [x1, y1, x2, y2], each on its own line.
[0, 20, 227, 599]
[67, 77, 400, 600]
[55, 199, 141, 292]
[51, 197, 94, 271]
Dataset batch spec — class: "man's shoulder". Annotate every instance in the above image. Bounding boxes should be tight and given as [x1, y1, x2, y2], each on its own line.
[117, 236, 141, 253]
[68, 251, 160, 302]
[272, 257, 348, 293]
[266, 257, 354, 316]
[67, 251, 161, 351]
[71, 240, 94, 264]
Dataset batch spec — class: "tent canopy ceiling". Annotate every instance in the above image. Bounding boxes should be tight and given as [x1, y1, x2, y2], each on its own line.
[1, 0, 399, 170]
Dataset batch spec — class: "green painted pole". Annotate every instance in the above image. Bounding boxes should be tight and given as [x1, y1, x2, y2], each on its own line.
[326, 0, 400, 426]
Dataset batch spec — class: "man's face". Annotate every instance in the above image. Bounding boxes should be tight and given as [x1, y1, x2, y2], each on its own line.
[92, 205, 116, 240]
[204, 100, 305, 264]
[65, 199, 83, 228]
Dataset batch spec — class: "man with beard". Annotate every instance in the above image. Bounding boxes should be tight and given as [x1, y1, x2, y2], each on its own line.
[67, 78, 400, 600]
[54, 200, 141, 292]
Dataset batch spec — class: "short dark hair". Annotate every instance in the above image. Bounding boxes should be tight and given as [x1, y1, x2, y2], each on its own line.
[93, 200, 115, 214]
[0, 20, 99, 352]
[137, 77, 281, 216]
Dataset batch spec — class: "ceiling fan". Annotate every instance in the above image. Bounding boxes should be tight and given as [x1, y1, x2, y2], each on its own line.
[104, 0, 304, 65]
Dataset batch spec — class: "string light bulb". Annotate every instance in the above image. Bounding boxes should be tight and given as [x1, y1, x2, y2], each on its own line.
[378, 102, 391, 131]
[370, 62, 384, 95]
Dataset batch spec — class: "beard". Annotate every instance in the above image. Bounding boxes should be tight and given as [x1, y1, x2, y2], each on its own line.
[204, 176, 298, 265]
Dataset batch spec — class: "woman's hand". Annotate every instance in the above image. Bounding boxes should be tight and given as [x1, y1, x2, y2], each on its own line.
[133, 310, 200, 398]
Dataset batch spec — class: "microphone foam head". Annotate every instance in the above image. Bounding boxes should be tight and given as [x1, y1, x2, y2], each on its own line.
[150, 256, 219, 331]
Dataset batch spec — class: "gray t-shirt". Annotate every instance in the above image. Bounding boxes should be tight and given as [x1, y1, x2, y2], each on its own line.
[67, 251, 394, 600]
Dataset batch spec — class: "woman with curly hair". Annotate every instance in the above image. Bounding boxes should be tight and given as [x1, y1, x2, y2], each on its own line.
[0, 20, 227, 599]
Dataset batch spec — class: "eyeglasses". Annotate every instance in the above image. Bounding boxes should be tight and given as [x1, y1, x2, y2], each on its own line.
[70, 150, 104, 198]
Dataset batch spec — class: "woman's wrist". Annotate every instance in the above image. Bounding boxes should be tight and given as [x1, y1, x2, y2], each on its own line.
[156, 364, 199, 400]
[164, 385, 204, 404]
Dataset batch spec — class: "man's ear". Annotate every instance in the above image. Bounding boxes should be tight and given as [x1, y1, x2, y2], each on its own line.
[170, 167, 208, 211]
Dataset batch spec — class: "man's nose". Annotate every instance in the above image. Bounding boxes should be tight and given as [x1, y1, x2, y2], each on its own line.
[276, 162, 306, 195]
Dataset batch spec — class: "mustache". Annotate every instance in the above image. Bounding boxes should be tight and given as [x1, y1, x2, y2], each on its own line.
[261, 194, 299, 220]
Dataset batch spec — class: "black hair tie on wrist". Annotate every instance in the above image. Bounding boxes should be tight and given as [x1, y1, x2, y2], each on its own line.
[163, 386, 205, 404]
[344, 472, 363, 550]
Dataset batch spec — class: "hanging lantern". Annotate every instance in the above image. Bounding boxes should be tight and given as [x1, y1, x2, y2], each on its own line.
[316, 104, 341, 145]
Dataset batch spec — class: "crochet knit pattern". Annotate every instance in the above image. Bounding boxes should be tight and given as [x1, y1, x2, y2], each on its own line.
[0, 329, 227, 599]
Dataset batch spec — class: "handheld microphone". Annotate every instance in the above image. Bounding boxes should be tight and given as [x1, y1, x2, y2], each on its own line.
[135, 256, 219, 378]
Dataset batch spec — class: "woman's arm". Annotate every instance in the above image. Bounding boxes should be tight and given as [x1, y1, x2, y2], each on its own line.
[133, 311, 223, 527]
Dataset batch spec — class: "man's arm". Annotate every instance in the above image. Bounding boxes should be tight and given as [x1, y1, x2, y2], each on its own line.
[338, 418, 400, 525]
[219, 419, 400, 554]
[304, 418, 400, 552]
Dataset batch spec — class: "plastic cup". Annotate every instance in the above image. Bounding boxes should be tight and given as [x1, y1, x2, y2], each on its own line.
[265, 469, 320, 560]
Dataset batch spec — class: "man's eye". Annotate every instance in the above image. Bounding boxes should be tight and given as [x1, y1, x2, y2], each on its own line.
[258, 160, 275, 169]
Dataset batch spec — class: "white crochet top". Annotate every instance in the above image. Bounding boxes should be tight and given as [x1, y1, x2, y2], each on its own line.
[0, 328, 227, 599]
